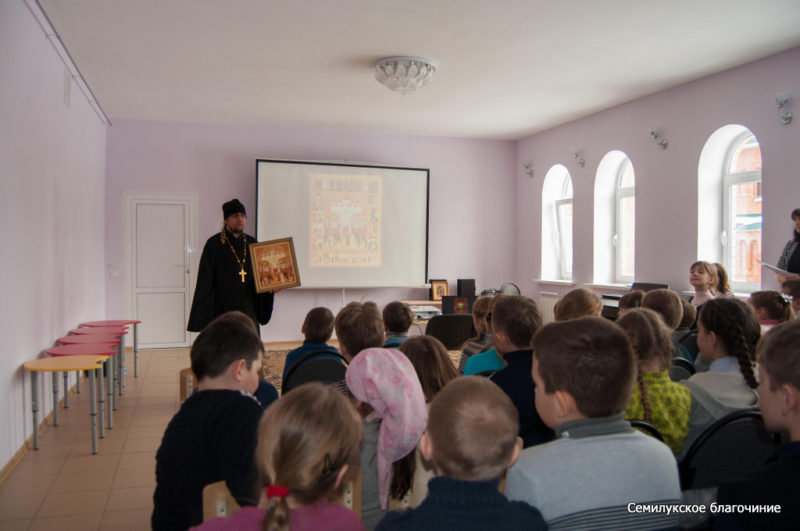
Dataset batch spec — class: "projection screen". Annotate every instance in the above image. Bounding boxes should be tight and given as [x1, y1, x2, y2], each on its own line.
[256, 159, 429, 288]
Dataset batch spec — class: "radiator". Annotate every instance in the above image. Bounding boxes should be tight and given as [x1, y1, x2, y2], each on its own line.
[540, 291, 559, 323]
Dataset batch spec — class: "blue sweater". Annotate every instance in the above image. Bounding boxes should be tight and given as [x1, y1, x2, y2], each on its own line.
[376, 476, 546, 531]
[462, 348, 503, 375]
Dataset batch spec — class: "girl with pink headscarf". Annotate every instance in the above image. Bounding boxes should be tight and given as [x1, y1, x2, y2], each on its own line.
[345, 348, 428, 530]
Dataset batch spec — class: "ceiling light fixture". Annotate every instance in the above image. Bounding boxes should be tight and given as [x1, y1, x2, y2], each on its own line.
[374, 56, 436, 95]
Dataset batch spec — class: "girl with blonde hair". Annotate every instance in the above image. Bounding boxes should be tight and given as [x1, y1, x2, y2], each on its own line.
[193, 382, 364, 531]
[689, 261, 718, 307]
[617, 308, 691, 454]
[457, 295, 494, 373]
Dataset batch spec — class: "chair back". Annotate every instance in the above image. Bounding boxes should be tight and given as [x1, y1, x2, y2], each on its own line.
[669, 357, 695, 382]
[340, 464, 362, 515]
[281, 349, 348, 395]
[424, 314, 476, 350]
[672, 356, 695, 374]
[629, 419, 665, 442]
[179, 367, 197, 403]
[679, 409, 778, 490]
[202, 470, 360, 521]
[202, 481, 241, 521]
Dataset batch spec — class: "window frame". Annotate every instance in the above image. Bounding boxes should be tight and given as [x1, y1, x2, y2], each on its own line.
[614, 159, 635, 283]
[555, 196, 573, 279]
[721, 131, 761, 293]
[541, 165, 573, 282]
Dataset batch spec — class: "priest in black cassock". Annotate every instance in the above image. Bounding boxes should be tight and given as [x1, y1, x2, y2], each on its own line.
[187, 199, 274, 335]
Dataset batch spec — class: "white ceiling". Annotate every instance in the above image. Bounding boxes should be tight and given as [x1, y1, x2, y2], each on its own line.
[39, 0, 800, 140]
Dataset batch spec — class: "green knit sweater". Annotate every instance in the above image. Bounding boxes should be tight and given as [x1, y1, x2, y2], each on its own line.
[625, 370, 691, 454]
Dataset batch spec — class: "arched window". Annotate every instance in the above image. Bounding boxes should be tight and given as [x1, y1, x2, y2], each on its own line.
[541, 165, 573, 280]
[698, 126, 762, 293]
[594, 151, 635, 284]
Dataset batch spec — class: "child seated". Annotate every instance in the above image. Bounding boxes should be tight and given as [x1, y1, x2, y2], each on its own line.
[641, 288, 694, 364]
[212, 311, 278, 409]
[382, 301, 414, 348]
[457, 295, 494, 373]
[396, 336, 459, 507]
[690, 261, 718, 307]
[617, 289, 645, 317]
[714, 320, 800, 530]
[462, 304, 503, 376]
[377, 377, 547, 530]
[714, 262, 734, 298]
[554, 287, 602, 321]
[192, 382, 365, 531]
[617, 308, 691, 454]
[680, 298, 760, 458]
[334, 301, 385, 362]
[747, 290, 794, 334]
[282, 306, 341, 380]
[398, 336, 459, 402]
[505, 316, 681, 530]
[346, 348, 428, 530]
[485, 294, 554, 448]
[780, 278, 800, 317]
[152, 316, 265, 531]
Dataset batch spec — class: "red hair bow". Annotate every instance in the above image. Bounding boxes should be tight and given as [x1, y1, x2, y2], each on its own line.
[266, 485, 289, 498]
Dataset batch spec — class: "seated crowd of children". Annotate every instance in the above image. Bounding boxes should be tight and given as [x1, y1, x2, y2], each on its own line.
[153, 279, 800, 531]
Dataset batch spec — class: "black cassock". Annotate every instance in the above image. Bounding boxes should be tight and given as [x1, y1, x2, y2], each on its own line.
[187, 230, 274, 334]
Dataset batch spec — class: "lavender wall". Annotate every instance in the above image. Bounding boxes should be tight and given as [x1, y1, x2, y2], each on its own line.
[0, 1, 107, 468]
[515, 47, 800, 299]
[105, 122, 516, 341]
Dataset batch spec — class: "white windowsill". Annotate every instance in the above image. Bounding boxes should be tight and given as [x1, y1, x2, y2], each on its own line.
[682, 290, 750, 301]
[535, 279, 576, 287]
[585, 282, 631, 291]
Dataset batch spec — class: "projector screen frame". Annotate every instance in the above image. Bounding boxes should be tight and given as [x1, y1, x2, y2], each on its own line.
[255, 158, 430, 289]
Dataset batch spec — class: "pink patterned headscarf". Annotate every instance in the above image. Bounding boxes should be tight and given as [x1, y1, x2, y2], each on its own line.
[345, 347, 428, 509]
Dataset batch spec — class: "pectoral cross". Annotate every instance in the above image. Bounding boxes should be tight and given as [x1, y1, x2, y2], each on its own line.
[239, 268, 247, 283]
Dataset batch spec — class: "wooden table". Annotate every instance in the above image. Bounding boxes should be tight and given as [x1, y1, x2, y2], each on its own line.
[23, 355, 108, 454]
[82, 320, 142, 380]
[47, 344, 118, 436]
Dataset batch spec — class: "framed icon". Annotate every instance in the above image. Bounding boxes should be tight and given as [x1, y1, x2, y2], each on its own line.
[250, 237, 301, 292]
[429, 279, 449, 301]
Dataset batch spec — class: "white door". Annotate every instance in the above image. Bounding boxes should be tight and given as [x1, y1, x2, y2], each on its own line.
[125, 193, 197, 348]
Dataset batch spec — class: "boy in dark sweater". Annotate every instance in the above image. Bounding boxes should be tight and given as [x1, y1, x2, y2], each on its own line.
[376, 376, 546, 531]
[488, 294, 554, 448]
[152, 315, 264, 531]
[714, 320, 800, 530]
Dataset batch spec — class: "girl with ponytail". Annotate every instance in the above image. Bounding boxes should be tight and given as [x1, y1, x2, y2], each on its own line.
[617, 308, 691, 454]
[679, 298, 760, 458]
[194, 382, 364, 531]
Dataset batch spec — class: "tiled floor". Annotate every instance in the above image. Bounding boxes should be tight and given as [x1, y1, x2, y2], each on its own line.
[0, 348, 190, 531]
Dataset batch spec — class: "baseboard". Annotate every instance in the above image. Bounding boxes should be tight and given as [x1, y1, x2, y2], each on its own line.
[0, 373, 84, 485]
